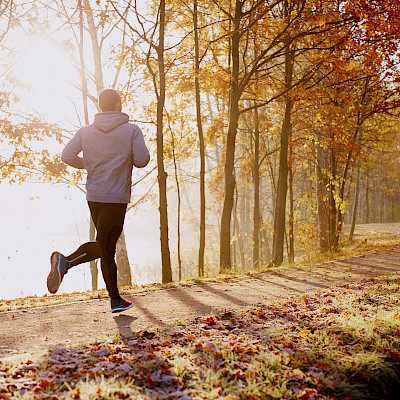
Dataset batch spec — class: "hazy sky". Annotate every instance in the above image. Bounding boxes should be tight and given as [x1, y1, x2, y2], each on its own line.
[0, 181, 164, 300]
[0, 35, 165, 300]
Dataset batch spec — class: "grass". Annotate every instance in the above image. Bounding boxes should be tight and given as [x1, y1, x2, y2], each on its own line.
[2, 275, 400, 399]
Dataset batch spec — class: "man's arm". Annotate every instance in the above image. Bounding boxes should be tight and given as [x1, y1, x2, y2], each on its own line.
[132, 125, 150, 168]
[61, 130, 85, 169]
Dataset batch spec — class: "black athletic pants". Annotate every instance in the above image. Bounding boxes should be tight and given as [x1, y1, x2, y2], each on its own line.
[65, 202, 127, 300]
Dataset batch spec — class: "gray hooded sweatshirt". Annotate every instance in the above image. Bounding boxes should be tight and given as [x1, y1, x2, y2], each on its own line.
[61, 111, 150, 204]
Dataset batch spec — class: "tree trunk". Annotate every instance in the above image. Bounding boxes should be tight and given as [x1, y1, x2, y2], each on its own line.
[365, 169, 370, 224]
[83, 0, 103, 95]
[194, 0, 205, 277]
[219, 0, 242, 272]
[172, 131, 182, 281]
[288, 135, 294, 264]
[349, 158, 361, 241]
[316, 145, 329, 252]
[157, 0, 173, 283]
[234, 191, 245, 270]
[328, 141, 339, 251]
[270, 29, 294, 267]
[116, 230, 132, 287]
[79, 0, 98, 290]
[89, 217, 98, 290]
[252, 104, 260, 269]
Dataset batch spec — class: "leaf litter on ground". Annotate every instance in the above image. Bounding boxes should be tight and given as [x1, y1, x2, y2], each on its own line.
[1, 274, 400, 399]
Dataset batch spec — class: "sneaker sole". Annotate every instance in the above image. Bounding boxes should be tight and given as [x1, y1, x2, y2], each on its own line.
[111, 303, 134, 313]
[47, 251, 61, 294]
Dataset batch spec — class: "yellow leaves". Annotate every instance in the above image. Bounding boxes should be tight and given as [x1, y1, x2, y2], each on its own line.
[298, 330, 310, 337]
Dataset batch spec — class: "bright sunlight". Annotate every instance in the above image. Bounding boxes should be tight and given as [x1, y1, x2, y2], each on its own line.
[15, 38, 75, 117]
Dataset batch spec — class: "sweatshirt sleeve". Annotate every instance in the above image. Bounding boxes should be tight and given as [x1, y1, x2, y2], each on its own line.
[61, 129, 85, 169]
[132, 125, 150, 168]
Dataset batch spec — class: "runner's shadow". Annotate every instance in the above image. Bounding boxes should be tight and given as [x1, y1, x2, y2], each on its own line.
[113, 314, 138, 336]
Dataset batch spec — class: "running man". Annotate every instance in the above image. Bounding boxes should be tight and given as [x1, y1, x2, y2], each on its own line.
[47, 89, 150, 313]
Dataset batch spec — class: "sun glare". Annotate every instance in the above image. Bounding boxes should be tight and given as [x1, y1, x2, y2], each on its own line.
[19, 40, 71, 92]
[15, 38, 77, 119]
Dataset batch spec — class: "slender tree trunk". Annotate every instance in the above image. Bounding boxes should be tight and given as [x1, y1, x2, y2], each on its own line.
[391, 191, 395, 222]
[252, 104, 260, 269]
[328, 141, 338, 250]
[83, 0, 103, 95]
[288, 135, 294, 263]
[234, 192, 245, 270]
[232, 193, 237, 268]
[316, 145, 329, 252]
[158, 0, 173, 283]
[89, 217, 98, 290]
[365, 169, 370, 224]
[193, 0, 205, 277]
[172, 131, 182, 281]
[78, 0, 98, 290]
[116, 230, 132, 286]
[239, 188, 247, 270]
[349, 158, 361, 241]
[270, 28, 294, 266]
[220, 0, 242, 272]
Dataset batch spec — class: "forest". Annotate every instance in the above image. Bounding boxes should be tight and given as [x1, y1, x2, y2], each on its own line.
[1, 0, 400, 289]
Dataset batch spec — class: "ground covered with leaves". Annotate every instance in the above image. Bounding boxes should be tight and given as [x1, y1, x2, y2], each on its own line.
[1, 274, 400, 399]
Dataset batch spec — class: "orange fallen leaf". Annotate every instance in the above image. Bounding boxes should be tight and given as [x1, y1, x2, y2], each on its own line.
[210, 387, 222, 399]
[291, 368, 305, 380]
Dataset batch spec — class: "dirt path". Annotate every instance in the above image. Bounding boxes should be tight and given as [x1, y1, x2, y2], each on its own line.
[1, 247, 400, 361]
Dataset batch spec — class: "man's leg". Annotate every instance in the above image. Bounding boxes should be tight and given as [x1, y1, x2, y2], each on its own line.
[89, 202, 127, 301]
[47, 205, 103, 294]
[65, 241, 102, 267]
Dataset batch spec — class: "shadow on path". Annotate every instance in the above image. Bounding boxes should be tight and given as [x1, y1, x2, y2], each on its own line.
[165, 287, 215, 315]
[197, 283, 249, 306]
[270, 272, 329, 289]
[129, 298, 166, 327]
[252, 276, 304, 293]
[338, 259, 398, 271]
[113, 314, 137, 336]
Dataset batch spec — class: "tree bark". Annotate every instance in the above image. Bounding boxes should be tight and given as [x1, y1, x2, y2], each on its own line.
[171, 131, 182, 280]
[328, 139, 339, 251]
[316, 145, 329, 252]
[252, 104, 260, 269]
[349, 158, 361, 241]
[89, 217, 98, 290]
[194, 0, 205, 277]
[157, 0, 173, 283]
[288, 134, 294, 263]
[270, 28, 294, 267]
[219, 0, 242, 272]
[79, 0, 98, 290]
[116, 230, 132, 287]
[83, 0, 103, 95]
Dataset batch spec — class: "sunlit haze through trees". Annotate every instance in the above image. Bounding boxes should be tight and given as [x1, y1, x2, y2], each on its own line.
[1, 0, 400, 300]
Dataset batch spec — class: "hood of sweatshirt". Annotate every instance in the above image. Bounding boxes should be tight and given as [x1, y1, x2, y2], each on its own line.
[92, 111, 129, 133]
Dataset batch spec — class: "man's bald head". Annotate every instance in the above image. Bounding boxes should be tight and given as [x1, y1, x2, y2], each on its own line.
[98, 89, 122, 112]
